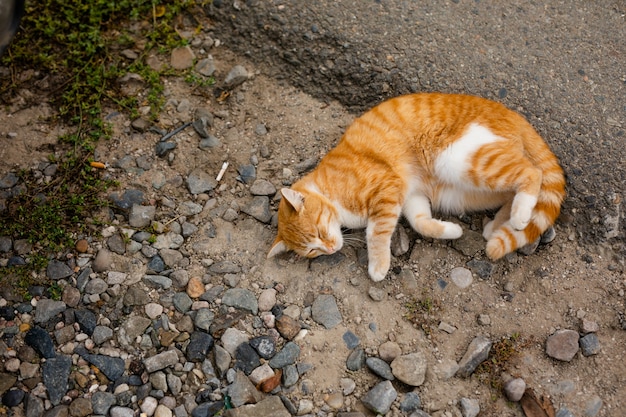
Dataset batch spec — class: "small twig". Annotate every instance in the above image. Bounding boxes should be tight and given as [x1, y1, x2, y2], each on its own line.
[160, 121, 192, 142]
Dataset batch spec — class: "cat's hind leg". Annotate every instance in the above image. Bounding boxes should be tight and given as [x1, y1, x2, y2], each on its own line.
[403, 194, 463, 239]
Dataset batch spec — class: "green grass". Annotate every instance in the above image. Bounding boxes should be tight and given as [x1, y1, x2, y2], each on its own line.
[0, 0, 211, 295]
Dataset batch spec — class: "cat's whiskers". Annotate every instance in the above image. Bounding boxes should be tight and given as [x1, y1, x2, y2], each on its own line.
[342, 233, 366, 248]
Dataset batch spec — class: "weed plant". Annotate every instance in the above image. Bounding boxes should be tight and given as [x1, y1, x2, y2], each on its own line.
[0, 0, 206, 292]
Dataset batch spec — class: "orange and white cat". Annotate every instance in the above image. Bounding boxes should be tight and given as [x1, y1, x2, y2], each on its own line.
[268, 93, 565, 282]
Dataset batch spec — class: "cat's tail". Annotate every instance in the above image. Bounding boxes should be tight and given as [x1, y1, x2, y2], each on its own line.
[485, 157, 566, 260]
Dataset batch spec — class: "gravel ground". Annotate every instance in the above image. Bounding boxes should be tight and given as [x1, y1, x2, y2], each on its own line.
[1, 3, 625, 417]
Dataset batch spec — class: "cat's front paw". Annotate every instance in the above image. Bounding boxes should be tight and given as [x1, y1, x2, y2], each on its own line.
[368, 259, 390, 282]
[509, 209, 531, 231]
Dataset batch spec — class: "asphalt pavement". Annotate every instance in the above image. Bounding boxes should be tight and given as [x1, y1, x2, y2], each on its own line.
[208, 0, 625, 254]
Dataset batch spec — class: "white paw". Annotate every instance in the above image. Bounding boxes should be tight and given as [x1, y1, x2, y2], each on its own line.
[482, 219, 495, 240]
[441, 222, 463, 239]
[509, 208, 531, 230]
[510, 193, 536, 230]
[368, 261, 389, 282]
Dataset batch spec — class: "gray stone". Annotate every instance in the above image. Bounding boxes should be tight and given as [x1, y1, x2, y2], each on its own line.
[311, 294, 342, 329]
[199, 135, 221, 149]
[249, 179, 276, 196]
[124, 287, 150, 306]
[241, 196, 272, 223]
[74, 309, 97, 335]
[107, 233, 126, 254]
[121, 316, 152, 340]
[79, 352, 125, 381]
[391, 226, 410, 256]
[504, 378, 526, 402]
[24, 327, 55, 358]
[167, 373, 182, 396]
[400, 392, 422, 413]
[195, 57, 216, 77]
[556, 408, 575, 417]
[47, 260, 73, 280]
[228, 370, 264, 408]
[209, 260, 241, 274]
[172, 292, 193, 313]
[143, 275, 173, 289]
[460, 398, 480, 417]
[269, 342, 300, 368]
[144, 350, 179, 373]
[180, 201, 203, 216]
[224, 65, 248, 87]
[153, 233, 184, 250]
[450, 267, 473, 288]
[391, 352, 427, 386]
[0, 236, 12, 252]
[194, 308, 215, 332]
[346, 348, 366, 371]
[24, 394, 44, 417]
[186, 331, 214, 362]
[187, 169, 217, 195]
[361, 380, 397, 415]
[223, 395, 290, 417]
[110, 406, 135, 417]
[580, 333, 601, 356]
[466, 259, 496, 279]
[92, 326, 114, 345]
[366, 357, 394, 380]
[129, 205, 156, 228]
[92, 391, 116, 415]
[222, 288, 259, 315]
[546, 329, 579, 362]
[34, 299, 66, 323]
[42, 355, 71, 405]
[282, 364, 299, 387]
[456, 336, 492, 378]
[221, 328, 249, 357]
[159, 248, 184, 267]
[85, 278, 108, 294]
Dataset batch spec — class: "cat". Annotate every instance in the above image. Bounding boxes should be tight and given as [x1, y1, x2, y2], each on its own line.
[267, 93, 566, 282]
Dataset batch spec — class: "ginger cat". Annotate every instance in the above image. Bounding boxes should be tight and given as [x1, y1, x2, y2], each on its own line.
[267, 93, 566, 282]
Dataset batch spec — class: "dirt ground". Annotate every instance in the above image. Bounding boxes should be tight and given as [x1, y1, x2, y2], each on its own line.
[1, 8, 625, 417]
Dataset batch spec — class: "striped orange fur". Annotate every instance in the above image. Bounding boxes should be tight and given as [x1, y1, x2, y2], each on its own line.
[268, 93, 566, 282]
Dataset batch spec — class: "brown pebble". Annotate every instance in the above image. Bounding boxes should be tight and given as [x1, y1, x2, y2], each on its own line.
[75, 239, 89, 253]
[186, 276, 205, 298]
[275, 315, 302, 340]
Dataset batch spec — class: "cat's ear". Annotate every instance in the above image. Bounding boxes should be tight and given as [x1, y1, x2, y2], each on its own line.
[267, 237, 288, 258]
[280, 188, 305, 212]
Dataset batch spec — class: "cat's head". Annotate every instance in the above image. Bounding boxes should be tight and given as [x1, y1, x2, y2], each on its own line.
[267, 187, 343, 259]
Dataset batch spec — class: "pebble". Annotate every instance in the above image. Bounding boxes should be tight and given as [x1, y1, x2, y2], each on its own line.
[171, 46, 195, 70]
[224, 65, 249, 87]
[390, 352, 427, 386]
[579, 333, 600, 356]
[361, 380, 397, 415]
[42, 356, 71, 405]
[342, 330, 360, 349]
[47, 260, 73, 280]
[346, 348, 366, 371]
[24, 326, 56, 358]
[546, 329, 579, 362]
[456, 336, 492, 378]
[400, 391, 421, 413]
[311, 295, 342, 329]
[504, 378, 526, 402]
[187, 169, 218, 195]
[378, 341, 402, 362]
[250, 179, 276, 196]
[144, 350, 179, 373]
[460, 397, 480, 417]
[366, 357, 395, 380]
[241, 196, 272, 223]
[269, 342, 300, 368]
[450, 267, 473, 288]
[92, 391, 116, 415]
[222, 288, 259, 315]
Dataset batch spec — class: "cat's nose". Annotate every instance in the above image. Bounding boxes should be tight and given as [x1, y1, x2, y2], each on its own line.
[325, 244, 336, 254]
